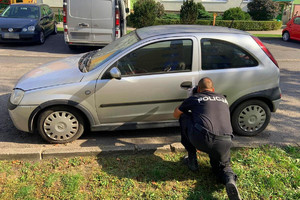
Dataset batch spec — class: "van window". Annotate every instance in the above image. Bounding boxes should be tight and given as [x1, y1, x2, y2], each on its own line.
[201, 38, 258, 70]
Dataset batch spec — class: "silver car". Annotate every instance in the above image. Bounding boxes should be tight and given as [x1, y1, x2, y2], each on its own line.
[8, 25, 281, 143]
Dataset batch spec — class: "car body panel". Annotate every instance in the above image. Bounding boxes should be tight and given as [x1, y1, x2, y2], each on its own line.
[15, 55, 84, 91]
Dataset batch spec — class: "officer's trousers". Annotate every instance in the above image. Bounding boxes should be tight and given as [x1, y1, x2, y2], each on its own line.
[179, 114, 236, 184]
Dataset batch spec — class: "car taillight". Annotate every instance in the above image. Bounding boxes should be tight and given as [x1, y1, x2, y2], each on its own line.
[252, 36, 279, 68]
[63, 0, 67, 25]
[115, 5, 120, 38]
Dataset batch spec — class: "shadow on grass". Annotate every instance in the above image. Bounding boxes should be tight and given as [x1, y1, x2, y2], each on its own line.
[96, 151, 225, 199]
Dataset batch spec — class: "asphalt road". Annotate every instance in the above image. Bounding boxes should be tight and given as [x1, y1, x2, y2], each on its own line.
[0, 34, 299, 159]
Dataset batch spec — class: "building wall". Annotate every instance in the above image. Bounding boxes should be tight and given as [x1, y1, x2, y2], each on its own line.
[158, 0, 250, 12]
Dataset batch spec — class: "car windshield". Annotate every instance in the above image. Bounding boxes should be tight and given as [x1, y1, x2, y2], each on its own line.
[84, 31, 140, 72]
[0, 5, 40, 19]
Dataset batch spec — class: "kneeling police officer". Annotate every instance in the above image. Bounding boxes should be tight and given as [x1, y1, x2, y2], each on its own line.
[173, 77, 241, 200]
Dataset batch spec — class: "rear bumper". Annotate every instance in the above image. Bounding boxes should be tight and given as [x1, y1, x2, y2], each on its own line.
[271, 98, 281, 112]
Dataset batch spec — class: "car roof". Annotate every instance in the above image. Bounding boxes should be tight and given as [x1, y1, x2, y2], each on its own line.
[136, 25, 249, 39]
[10, 3, 44, 7]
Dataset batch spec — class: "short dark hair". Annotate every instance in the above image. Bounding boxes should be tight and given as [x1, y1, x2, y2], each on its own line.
[198, 77, 214, 90]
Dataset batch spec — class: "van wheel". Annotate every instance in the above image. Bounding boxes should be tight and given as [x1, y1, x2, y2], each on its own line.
[37, 107, 85, 144]
[282, 31, 290, 41]
[38, 31, 45, 44]
[231, 100, 270, 136]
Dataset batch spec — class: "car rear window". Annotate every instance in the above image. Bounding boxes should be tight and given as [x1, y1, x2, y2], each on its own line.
[201, 38, 258, 70]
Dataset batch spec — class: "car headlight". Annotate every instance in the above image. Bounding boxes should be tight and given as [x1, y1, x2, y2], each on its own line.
[22, 27, 28, 32]
[10, 89, 25, 105]
[28, 26, 35, 32]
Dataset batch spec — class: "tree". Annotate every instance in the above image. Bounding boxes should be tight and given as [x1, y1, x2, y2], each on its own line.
[129, 0, 157, 28]
[247, 0, 279, 21]
[180, 0, 198, 24]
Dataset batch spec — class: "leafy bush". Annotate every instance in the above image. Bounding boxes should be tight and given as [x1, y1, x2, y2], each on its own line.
[156, 2, 165, 18]
[180, 0, 198, 24]
[154, 19, 282, 31]
[223, 7, 251, 20]
[162, 13, 180, 20]
[248, 0, 280, 21]
[129, 0, 157, 28]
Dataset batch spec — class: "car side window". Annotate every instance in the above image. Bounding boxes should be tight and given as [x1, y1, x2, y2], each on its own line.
[294, 17, 300, 25]
[201, 38, 258, 70]
[41, 6, 47, 17]
[113, 39, 193, 76]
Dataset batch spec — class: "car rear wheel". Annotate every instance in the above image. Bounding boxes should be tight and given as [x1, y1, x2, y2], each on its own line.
[38, 31, 45, 44]
[37, 107, 85, 143]
[231, 100, 271, 136]
[282, 31, 290, 41]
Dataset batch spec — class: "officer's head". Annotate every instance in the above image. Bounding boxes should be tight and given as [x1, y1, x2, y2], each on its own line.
[198, 77, 215, 93]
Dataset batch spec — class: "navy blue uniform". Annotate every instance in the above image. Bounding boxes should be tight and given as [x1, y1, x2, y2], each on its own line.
[178, 91, 236, 184]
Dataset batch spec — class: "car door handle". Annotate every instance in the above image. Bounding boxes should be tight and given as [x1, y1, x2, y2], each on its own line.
[180, 81, 192, 89]
[78, 23, 89, 27]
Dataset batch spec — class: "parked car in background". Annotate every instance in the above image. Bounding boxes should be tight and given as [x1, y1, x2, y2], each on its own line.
[63, 0, 128, 49]
[282, 16, 300, 42]
[8, 25, 281, 144]
[0, 3, 56, 44]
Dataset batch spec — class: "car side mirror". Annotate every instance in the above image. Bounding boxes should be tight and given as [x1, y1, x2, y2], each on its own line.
[110, 67, 121, 80]
[125, 8, 130, 13]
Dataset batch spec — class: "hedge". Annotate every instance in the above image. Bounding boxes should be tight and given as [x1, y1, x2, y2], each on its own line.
[154, 19, 282, 31]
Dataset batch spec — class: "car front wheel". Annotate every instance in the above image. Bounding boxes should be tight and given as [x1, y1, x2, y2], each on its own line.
[231, 100, 271, 136]
[282, 31, 290, 41]
[38, 31, 45, 44]
[37, 107, 85, 143]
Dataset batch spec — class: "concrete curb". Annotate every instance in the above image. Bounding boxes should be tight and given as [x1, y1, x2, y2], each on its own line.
[0, 141, 298, 161]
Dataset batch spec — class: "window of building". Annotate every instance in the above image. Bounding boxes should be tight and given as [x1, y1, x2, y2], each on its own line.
[201, 38, 258, 70]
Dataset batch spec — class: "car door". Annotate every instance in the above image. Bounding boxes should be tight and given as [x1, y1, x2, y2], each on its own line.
[291, 17, 300, 40]
[198, 37, 261, 106]
[67, 0, 93, 43]
[95, 37, 200, 124]
[40, 6, 50, 33]
[91, 0, 114, 44]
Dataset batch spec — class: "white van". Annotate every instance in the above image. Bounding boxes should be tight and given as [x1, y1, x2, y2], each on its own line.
[63, 0, 128, 49]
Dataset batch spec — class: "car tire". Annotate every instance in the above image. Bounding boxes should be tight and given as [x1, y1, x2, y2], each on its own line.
[231, 100, 271, 136]
[38, 31, 45, 44]
[52, 24, 58, 35]
[37, 106, 85, 144]
[282, 31, 290, 41]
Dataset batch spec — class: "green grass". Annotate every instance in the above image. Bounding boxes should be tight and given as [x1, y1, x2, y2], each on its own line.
[253, 34, 282, 38]
[0, 146, 298, 199]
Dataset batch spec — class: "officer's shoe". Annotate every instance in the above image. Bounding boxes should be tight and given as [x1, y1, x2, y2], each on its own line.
[225, 177, 241, 200]
[183, 155, 199, 172]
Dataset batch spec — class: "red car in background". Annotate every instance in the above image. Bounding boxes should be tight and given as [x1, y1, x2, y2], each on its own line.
[282, 16, 300, 42]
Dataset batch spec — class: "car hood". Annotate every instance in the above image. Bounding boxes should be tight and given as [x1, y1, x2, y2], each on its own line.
[0, 17, 37, 28]
[15, 55, 84, 91]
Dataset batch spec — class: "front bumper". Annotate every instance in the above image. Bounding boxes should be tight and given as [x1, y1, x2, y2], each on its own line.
[0, 31, 40, 43]
[8, 100, 38, 133]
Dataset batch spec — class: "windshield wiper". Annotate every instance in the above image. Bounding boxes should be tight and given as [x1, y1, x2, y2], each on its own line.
[78, 50, 99, 72]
